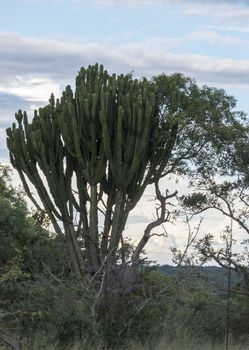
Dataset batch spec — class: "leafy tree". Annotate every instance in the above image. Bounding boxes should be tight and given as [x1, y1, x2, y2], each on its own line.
[0, 166, 70, 342]
[0, 165, 33, 267]
[178, 171, 249, 348]
[6, 63, 247, 279]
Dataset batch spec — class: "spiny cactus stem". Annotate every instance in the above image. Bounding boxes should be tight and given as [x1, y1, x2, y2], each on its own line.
[100, 188, 115, 258]
[88, 184, 100, 272]
[108, 191, 126, 258]
[63, 220, 87, 280]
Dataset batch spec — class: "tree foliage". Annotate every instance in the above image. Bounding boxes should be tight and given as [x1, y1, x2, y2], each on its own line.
[6, 64, 248, 280]
[2, 164, 249, 348]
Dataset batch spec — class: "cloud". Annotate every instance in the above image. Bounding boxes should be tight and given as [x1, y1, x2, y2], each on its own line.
[0, 91, 49, 163]
[92, 1, 249, 28]
[187, 30, 249, 47]
[0, 92, 31, 111]
[2, 32, 249, 90]
[36, 0, 249, 5]
[145, 233, 177, 265]
[0, 76, 61, 102]
[0, 128, 7, 149]
[127, 215, 151, 224]
[0, 91, 45, 127]
[207, 25, 249, 33]
[0, 148, 9, 162]
[17, 0, 249, 37]
[17, 0, 249, 9]
[184, 3, 249, 26]
[1, 30, 249, 160]
[0, 32, 89, 82]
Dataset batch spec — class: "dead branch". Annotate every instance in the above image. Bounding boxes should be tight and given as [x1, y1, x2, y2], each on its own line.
[132, 180, 177, 266]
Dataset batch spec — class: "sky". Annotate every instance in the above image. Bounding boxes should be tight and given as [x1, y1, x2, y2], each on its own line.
[1, 0, 249, 264]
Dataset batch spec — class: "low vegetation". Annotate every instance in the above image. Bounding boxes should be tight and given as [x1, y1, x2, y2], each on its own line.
[1, 166, 249, 349]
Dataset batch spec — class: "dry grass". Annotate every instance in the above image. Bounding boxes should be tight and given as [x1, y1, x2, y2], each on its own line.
[127, 339, 249, 350]
[1, 334, 248, 350]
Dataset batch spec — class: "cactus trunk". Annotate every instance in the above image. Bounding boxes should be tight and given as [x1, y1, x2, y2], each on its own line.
[88, 184, 100, 273]
[63, 221, 86, 279]
[107, 191, 126, 263]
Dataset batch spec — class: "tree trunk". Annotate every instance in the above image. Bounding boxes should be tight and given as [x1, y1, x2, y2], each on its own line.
[100, 192, 114, 259]
[108, 191, 128, 265]
[64, 221, 85, 279]
[88, 184, 100, 273]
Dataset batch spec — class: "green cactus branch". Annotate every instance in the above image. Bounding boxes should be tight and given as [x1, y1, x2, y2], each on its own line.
[7, 64, 192, 277]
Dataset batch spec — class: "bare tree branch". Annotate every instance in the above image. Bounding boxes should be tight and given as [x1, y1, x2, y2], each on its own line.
[132, 180, 177, 266]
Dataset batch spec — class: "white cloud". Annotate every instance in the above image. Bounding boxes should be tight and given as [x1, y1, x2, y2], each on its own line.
[0, 76, 61, 102]
[187, 30, 249, 47]
[207, 25, 249, 33]
[0, 128, 7, 149]
[68, 0, 249, 6]
[87, 0, 249, 28]
[182, 3, 249, 26]
[1, 32, 249, 90]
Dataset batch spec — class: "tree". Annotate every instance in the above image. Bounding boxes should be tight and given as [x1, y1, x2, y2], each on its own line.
[6, 63, 247, 279]
[0, 165, 32, 267]
[178, 147, 249, 349]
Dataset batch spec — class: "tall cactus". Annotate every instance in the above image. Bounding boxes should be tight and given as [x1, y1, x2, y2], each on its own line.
[6, 100, 86, 278]
[6, 64, 179, 276]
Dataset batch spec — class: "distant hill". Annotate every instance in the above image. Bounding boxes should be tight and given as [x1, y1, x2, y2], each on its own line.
[157, 265, 244, 291]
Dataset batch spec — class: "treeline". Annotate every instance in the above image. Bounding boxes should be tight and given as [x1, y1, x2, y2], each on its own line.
[159, 264, 242, 289]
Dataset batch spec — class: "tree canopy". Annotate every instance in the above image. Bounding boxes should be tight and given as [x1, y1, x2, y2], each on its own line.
[6, 63, 248, 278]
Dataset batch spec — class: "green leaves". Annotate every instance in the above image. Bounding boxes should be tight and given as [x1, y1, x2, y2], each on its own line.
[6, 63, 248, 274]
[181, 192, 209, 211]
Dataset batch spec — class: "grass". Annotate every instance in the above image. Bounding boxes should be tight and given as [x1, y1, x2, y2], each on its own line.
[1, 342, 248, 350]
[1, 334, 249, 350]
[127, 338, 249, 350]
[69, 336, 249, 350]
